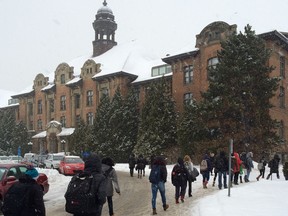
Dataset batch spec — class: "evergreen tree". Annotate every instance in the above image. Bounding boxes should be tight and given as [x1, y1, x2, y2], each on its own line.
[0, 109, 16, 155]
[134, 78, 177, 157]
[12, 121, 29, 155]
[202, 25, 279, 151]
[69, 119, 93, 156]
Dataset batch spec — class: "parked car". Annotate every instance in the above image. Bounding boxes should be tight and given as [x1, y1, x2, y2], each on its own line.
[44, 153, 65, 169]
[0, 156, 9, 161]
[0, 163, 49, 208]
[59, 155, 84, 175]
[33, 154, 47, 168]
[8, 155, 23, 163]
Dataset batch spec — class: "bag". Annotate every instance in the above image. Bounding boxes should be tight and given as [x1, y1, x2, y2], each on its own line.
[1, 183, 30, 215]
[149, 165, 161, 184]
[65, 173, 97, 215]
[192, 167, 199, 179]
[200, 159, 208, 171]
[257, 162, 263, 170]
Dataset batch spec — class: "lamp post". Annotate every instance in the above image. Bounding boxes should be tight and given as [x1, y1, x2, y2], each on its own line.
[28, 141, 33, 153]
[61, 139, 66, 155]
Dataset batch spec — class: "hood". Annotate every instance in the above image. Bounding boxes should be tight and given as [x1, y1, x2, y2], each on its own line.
[84, 154, 102, 173]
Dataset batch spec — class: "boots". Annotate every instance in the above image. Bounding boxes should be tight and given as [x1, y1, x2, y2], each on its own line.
[163, 204, 169, 211]
[203, 181, 208, 189]
[240, 176, 243, 183]
[152, 208, 157, 215]
[180, 195, 185, 203]
[212, 181, 215, 187]
[175, 198, 179, 204]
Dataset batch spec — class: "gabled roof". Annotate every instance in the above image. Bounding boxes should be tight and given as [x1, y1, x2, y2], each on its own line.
[258, 30, 288, 51]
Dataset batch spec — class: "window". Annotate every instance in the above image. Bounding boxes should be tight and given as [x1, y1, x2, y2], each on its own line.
[151, 64, 172, 77]
[87, 90, 93, 106]
[37, 100, 42, 114]
[60, 116, 66, 127]
[76, 115, 81, 127]
[101, 88, 109, 98]
[280, 56, 285, 78]
[75, 94, 80, 109]
[37, 119, 42, 130]
[60, 96, 66, 111]
[279, 120, 285, 143]
[60, 74, 65, 84]
[87, 112, 94, 125]
[50, 99, 54, 113]
[280, 86, 285, 108]
[184, 65, 193, 84]
[184, 93, 193, 105]
[28, 103, 33, 116]
[29, 121, 33, 130]
[207, 57, 219, 80]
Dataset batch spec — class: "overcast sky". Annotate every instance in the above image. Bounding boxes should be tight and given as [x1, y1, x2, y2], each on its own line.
[0, 0, 287, 93]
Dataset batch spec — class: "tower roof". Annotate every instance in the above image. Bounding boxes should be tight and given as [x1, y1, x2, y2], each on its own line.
[97, 0, 113, 15]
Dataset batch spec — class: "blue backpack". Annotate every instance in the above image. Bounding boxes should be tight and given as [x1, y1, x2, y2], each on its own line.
[149, 165, 161, 184]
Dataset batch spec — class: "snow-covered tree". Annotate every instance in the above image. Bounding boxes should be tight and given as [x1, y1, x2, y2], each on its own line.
[134, 77, 177, 157]
[201, 25, 279, 151]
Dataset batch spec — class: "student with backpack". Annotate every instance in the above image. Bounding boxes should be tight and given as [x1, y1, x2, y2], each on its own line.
[214, 151, 229, 189]
[171, 157, 189, 203]
[149, 155, 169, 215]
[200, 153, 212, 189]
[102, 157, 120, 216]
[266, 154, 280, 180]
[1, 166, 46, 216]
[183, 155, 194, 197]
[256, 156, 267, 181]
[65, 154, 107, 216]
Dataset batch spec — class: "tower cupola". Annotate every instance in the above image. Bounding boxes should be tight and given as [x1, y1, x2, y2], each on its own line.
[92, 0, 117, 57]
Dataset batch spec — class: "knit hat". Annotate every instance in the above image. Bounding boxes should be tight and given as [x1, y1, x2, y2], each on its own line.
[25, 167, 39, 179]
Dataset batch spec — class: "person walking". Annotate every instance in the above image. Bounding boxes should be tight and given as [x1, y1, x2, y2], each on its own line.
[200, 153, 212, 189]
[256, 156, 267, 181]
[183, 155, 194, 197]
[65, 153, 107, 216]
[2, 166, 46, 216]
[214, 151, 229, 189]
[266, 154, 280, 180]
[245, 152, 254, 182]
[232, 152, 242, 185]
[102, 157, 120, 216]
[136, 154, 145, 178]
[128, 153, 136, 177]
[149, 156, 169, 215]
[171, 157, 188, 203]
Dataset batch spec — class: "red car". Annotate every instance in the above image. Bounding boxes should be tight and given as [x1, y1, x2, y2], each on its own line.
[59, 156, 84, 175]
[0, 163, 49, 207]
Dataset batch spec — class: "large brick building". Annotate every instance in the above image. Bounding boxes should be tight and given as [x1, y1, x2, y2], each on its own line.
[2, 1, 288, 159]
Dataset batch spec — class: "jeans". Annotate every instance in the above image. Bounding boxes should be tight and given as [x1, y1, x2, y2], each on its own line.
[218, 171, 227, 189]
[151, 181, 166, 209]
[107, 196, 113, 216]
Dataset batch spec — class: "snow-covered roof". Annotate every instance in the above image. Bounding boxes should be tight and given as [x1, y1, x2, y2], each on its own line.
[57, 128, 75, 136]
[41, 83, 55, 91]
[32, 131, 47, 139]
[0, 89, 17, 108]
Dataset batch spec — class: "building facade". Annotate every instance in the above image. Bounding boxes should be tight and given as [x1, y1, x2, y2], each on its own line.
[2, 1, 288, 158]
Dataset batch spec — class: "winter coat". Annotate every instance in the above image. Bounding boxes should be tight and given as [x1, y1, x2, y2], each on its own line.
[171, 158, 188, 186]
[3, 175, 46, 216]
[246, 152, 254, 171]
[214, 151, 228, 172]
[151, 156, 168, 182]
[233, 152, 242, 173]
[268, 155, 280, 173]
[136, 155, 146, 170]
[128, 155, 136, 168]
[102, 164, 120, 197]
[83, 155, 107, 215]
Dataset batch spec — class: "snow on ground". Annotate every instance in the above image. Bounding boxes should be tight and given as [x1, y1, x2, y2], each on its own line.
[38, 162, 288, 216]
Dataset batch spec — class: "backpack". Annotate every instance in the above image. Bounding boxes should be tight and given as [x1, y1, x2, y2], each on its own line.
[65, 173, 98, 215]
[257, 162, 263, 170]
[149, 165, 161, 184]
[200, 159, 208, 171]
[1, 183, 30, 215]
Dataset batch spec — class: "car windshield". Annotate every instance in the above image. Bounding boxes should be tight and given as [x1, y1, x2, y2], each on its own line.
[53, 155, 64, 160]
[65, 158, 84, 164]
[0, 167, 7, 180]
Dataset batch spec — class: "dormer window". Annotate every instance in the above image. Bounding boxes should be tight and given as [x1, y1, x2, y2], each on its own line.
[151, 64, 172, 77]
[60, 74, 65, 84]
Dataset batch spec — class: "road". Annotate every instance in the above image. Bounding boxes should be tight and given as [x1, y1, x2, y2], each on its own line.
[45, 171, 218, 216]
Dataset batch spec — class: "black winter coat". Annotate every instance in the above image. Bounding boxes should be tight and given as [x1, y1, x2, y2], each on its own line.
[215, 154, 229, 172]
[3, 175, 45, 216]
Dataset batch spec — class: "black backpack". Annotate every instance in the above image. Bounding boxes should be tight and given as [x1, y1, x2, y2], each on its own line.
[149, 165, 161, 184]
[1, 183, 30, 215]
[65, 173, 98, 215]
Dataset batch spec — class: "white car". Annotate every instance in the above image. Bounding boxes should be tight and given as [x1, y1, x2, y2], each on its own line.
[44, 154, 65, 169]
[8, 155, 23, 163]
